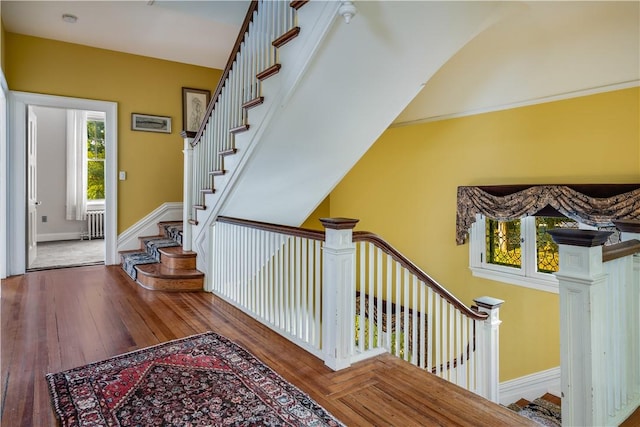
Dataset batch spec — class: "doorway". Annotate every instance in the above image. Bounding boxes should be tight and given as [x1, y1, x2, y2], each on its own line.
[26, 105, 108, 270]
[6, 92, 118, 276]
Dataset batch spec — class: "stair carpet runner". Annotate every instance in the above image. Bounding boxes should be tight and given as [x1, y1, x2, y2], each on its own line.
[121, 223, 183, 281]
[507, 393, 562, 427]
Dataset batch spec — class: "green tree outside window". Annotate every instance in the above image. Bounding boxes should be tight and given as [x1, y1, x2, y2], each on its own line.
[87, 119, 105, 200]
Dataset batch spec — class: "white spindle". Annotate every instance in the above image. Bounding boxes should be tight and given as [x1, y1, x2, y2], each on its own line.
[386, 256, 392, 351]
[469, 318, 476, 392]
[314, 240, 321, 347]
[426, 287, 433, 373]
[267, 231, 274, 323]
[455, 309, 462, 385]
[418, 281, 426, 369]
[376, 248, 383, 350]
[395, 263, 401, 358]
[368, 244, 374, 348]
[448, 300, 455, 383]
[358, 243, 365, 353]
[441, 297, 448, 379]
[434, 292, 441, 377]
[301, 238, 308, 341]
[460, 311, 468, 388]
[295, 236, 301, 338]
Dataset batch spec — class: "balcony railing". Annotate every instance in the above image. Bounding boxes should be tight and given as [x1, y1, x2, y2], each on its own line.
[209, 215, 504, 401]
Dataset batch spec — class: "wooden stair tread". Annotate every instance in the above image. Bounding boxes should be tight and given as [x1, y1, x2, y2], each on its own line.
[256, 64, 281, 81]
[135, 263, 203, 279]
[229, 124, 250, 134]
[540, 393, 561, 406]
[158, 246, 197, 258]
[138, 234, 165, 241]
[157, 221, 182, 226]
[118, 249, 143, 255]
[273, 27, 300, 48]
[242, 97, 264, 110]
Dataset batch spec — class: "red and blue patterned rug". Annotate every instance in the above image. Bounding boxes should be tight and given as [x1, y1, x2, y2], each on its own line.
[46, 332, 344, 426]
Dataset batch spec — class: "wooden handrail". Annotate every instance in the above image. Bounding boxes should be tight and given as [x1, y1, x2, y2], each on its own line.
[603, 239, 640, 262]
[190, 1, 260, 145]
[216, 216, 486, 321]
[217, 216, 325, 241]
[353, 231, 488, 321]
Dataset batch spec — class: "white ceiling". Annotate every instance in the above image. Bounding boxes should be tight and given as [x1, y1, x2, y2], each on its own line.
[1, 1, 250, 69]
[1, 1, 638, 124]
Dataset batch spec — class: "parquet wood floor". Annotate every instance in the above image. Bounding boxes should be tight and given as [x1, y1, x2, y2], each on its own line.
[1, 265, 535, 426]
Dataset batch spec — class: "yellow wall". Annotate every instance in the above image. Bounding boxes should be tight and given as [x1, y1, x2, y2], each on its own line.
[300, 197, 330, 230]
[5, 33, 222, 232]
[328, 87, 640, 381]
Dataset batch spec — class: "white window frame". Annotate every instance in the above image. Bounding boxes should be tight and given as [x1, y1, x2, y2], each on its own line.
[469, 214, 560, 294]
[86, 111, 106, 210]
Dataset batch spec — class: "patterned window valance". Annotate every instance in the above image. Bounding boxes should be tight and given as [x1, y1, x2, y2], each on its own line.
[456, 184, 640, 245]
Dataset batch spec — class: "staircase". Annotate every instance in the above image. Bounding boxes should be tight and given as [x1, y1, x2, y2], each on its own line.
[120, 221, 203, 291]
[183, 0, 515, 278]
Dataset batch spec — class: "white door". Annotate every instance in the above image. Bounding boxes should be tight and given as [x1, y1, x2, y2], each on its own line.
[27, 106, 38, 266]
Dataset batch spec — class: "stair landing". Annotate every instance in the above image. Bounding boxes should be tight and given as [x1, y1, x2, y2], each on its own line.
[119, 221, 203, 291]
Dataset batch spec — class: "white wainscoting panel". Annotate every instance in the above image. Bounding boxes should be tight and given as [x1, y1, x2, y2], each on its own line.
[117, 202, 183, 251]
[499, 366, 561, 405]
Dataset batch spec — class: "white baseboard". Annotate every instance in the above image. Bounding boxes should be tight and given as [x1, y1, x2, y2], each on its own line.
[499, 366, 561, 405]
[117, 202, 183, 252]
[38, 232, 83, 242]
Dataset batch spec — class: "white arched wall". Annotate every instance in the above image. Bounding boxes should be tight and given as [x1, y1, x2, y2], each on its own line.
[6, 92, 118, 276]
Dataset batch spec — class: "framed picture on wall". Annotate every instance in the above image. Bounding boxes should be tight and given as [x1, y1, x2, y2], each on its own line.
[131, 113, 172, 133]
[182, 87, 211, 138]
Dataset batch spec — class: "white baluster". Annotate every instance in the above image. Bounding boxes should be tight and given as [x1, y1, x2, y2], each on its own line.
[376, 248, 383, 349]
[368, 243, 374, 348]
[385, 256, 392, 351]
[358, 242, 365, 353]
[426, 287, 433, 373]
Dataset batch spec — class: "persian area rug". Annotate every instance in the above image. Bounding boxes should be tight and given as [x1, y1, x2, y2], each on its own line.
[46, 332, 344, 427]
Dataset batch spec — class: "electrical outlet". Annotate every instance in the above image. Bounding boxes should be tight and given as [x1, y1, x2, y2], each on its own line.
[42, 215, 47, 223]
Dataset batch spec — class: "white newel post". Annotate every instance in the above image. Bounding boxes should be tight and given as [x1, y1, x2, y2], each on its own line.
[320, 217, 359, 371]
[181, 134, 193, 252]
[548, 229, 612, 427]
[613, 220, 640, 411]
[473, 296, 504, 403]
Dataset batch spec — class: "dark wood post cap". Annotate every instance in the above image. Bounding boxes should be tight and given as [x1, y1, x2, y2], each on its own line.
[319, 218, 359, 230]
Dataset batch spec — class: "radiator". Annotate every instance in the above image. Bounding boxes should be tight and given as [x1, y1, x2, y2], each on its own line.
[86, 210, 105, 240]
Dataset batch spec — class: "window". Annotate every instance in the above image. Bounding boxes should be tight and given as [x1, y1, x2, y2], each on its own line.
[66, 110, 105, 220]
[86, 115, 105, 201]
[470, 214, 575, 293]
[470, 214, 620, 292]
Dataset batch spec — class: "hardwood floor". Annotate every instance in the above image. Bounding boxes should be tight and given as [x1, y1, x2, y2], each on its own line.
[1, 265, 534, 426]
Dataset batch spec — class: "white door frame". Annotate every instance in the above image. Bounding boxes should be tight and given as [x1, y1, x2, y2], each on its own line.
[7, 91, 118, 275]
